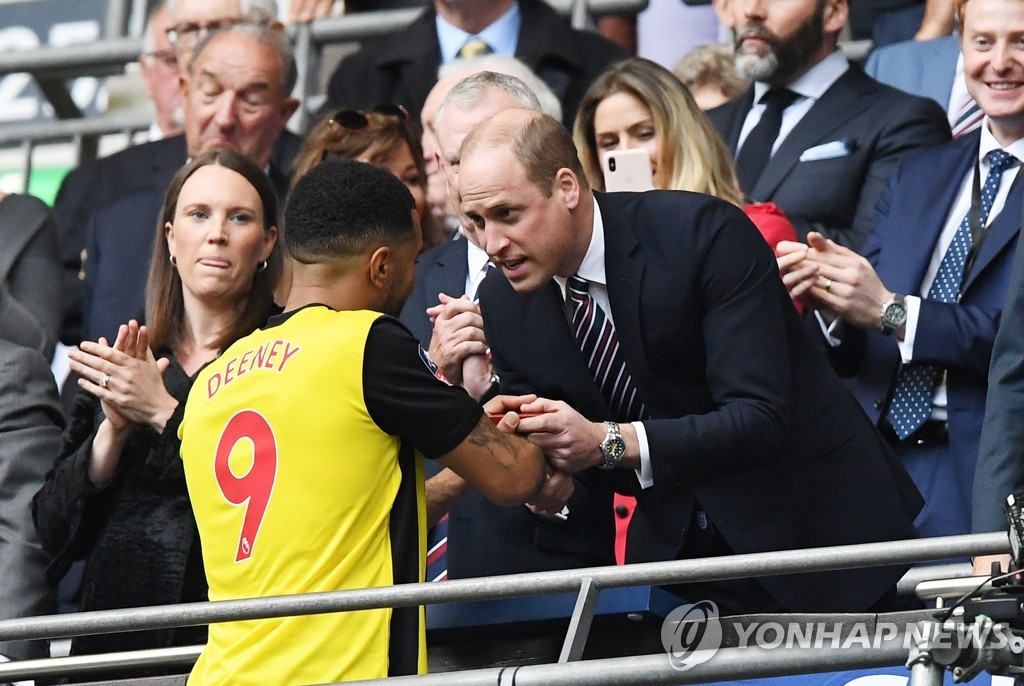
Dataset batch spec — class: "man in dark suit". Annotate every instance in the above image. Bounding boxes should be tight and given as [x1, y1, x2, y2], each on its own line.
[323, 0, 626, 130]
[458, 108, 922, 614]
[401, 71, 615, 579]
[64, 24, 298, 348]
[776, 125, 1023, 540]
[706, 0, 950, 250]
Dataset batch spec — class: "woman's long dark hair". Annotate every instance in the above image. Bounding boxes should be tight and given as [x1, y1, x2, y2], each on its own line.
[145, 149, 283, 354]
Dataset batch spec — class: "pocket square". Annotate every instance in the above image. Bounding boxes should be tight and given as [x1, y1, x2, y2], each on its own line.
[799, 139, 856, 162]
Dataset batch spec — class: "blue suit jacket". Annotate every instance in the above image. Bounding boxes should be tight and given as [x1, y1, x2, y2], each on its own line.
[399, 237, 469, 347]
[864, 35, 960, 111]
[829, 130, 1021, 501]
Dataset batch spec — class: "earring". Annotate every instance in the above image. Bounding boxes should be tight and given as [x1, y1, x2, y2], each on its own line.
[169, 254, 177, 267]
[256, 260, 268, 273]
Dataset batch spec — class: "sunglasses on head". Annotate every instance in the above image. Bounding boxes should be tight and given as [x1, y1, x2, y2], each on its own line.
[327, 103, 409, 130]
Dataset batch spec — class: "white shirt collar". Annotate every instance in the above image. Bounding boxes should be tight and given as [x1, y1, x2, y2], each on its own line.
[752, 49, 849, 104]
[554, 199, 606, 298]
[978, 120, 1024, 166]
[466, 239, 490, 278]
[436, 2, 521, 64]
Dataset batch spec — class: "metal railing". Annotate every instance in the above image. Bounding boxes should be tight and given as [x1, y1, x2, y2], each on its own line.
[0, 532, 1009, 683]
[0, 0, 648, 186]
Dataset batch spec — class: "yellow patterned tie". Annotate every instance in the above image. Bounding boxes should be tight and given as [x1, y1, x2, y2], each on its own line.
[457, 38, 493, 60]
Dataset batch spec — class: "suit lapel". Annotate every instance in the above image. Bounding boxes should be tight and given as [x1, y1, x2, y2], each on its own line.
[964, 160, 1024, 292]
[429, 239, 469, 299]
[879, 138, 975, 294]
[752, 67, 876, 201]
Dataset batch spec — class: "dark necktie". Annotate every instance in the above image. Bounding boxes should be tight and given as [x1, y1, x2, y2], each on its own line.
[457, 38, 493, 60]
[567, 276, 646, 422]
[426, 514, 449, 582]
[734, 88, 799, 194]
[887, 149, 1018, 439]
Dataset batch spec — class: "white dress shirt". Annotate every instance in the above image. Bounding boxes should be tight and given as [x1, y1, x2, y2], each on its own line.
[436, 2, 521, 64]
[737, 49, 850, 157]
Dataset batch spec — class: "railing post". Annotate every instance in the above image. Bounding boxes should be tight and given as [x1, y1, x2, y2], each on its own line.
[559, 577, 601, 662]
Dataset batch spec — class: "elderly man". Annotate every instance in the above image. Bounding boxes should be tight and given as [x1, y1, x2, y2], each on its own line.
[61, 24, 297, 352]
[459, 108, 923, 614]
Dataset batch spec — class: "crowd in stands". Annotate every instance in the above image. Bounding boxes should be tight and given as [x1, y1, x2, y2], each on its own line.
[5, 0, 1024, 680]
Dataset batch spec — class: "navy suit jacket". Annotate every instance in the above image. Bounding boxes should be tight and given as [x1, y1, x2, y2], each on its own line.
[864, 35, 960, 111]
[480, 191, 922, 612]
[323, 0, 626, 129]
[398, 237, 615, 577]
[69, 133, 298, 345]
[706, 64, 950, 250]
[399, 237, 469, 346]
[827, 131, 1021, 516]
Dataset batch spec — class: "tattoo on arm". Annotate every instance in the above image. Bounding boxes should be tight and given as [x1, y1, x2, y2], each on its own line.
[467, 415, 522, 467]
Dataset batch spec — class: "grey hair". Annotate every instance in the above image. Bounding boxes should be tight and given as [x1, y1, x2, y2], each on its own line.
[167, 0, 279, 22]
[437, 55, 562, 122]
[435, 71, 543, 137]
[189, 22, 297, 95]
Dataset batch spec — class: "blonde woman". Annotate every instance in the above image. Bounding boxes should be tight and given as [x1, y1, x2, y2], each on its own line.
[574, 57, 797, 254]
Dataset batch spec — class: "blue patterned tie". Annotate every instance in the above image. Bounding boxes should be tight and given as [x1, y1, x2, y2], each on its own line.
[887, 149, 1018, 439]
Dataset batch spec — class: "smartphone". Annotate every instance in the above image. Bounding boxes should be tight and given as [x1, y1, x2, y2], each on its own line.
[602, 148, 655, 192]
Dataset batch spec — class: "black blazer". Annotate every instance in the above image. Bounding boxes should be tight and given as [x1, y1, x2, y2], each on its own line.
[324, 0, 626, 129]
[480, 191, 923, 612]
[398, 237, 615, 577]
[706, 64, 950, 250]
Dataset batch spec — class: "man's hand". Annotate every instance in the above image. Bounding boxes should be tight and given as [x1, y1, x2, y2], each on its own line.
[797, 232, 893, 332]
[972, 553, 1012, 577]
[516, 398, 608, 472]
[288, 0, 334, 23]
[776, 240, 820, 309]
[527, 465, 575, 515]
[427, 293, 489, 386]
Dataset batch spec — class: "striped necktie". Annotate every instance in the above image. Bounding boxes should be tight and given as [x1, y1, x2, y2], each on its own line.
[567, 276, 646, 421]
[951, 92, 983, 139]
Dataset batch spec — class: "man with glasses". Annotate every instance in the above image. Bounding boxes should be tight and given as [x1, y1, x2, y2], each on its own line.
[166, 0, 278, 69]
[54, 23, 299, 374]
[140, 2, 184, 141]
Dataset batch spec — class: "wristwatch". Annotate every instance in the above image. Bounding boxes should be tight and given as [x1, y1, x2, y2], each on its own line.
[879, 293, 908, 336]
[598, 421, 626, 470]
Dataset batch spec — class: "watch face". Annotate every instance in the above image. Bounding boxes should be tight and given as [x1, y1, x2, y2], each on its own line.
[605, 436, 626, 460]
[884, 302, 908, 324]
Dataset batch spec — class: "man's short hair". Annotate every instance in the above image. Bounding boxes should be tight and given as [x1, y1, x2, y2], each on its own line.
[463, 111, 589, 198]
[285, 159, 418, 263]
[189, 22, 297, 94]
[435, 71, 542, 135]
[436, 56, 562, 121]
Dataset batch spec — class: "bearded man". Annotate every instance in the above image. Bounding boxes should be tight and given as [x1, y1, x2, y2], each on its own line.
[706, 0, 949, 250]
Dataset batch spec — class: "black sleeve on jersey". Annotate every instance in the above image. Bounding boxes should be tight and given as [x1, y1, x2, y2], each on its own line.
[363, 316, 484, 460]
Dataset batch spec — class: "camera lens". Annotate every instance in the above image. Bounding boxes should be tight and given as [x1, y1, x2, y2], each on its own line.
[608, 157, 616, 172]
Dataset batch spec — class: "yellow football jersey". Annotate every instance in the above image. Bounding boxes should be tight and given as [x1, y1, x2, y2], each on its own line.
[180, 306, 479, 685]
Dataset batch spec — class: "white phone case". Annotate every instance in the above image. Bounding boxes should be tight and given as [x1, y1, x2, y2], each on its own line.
[602, 148, 654, 192]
